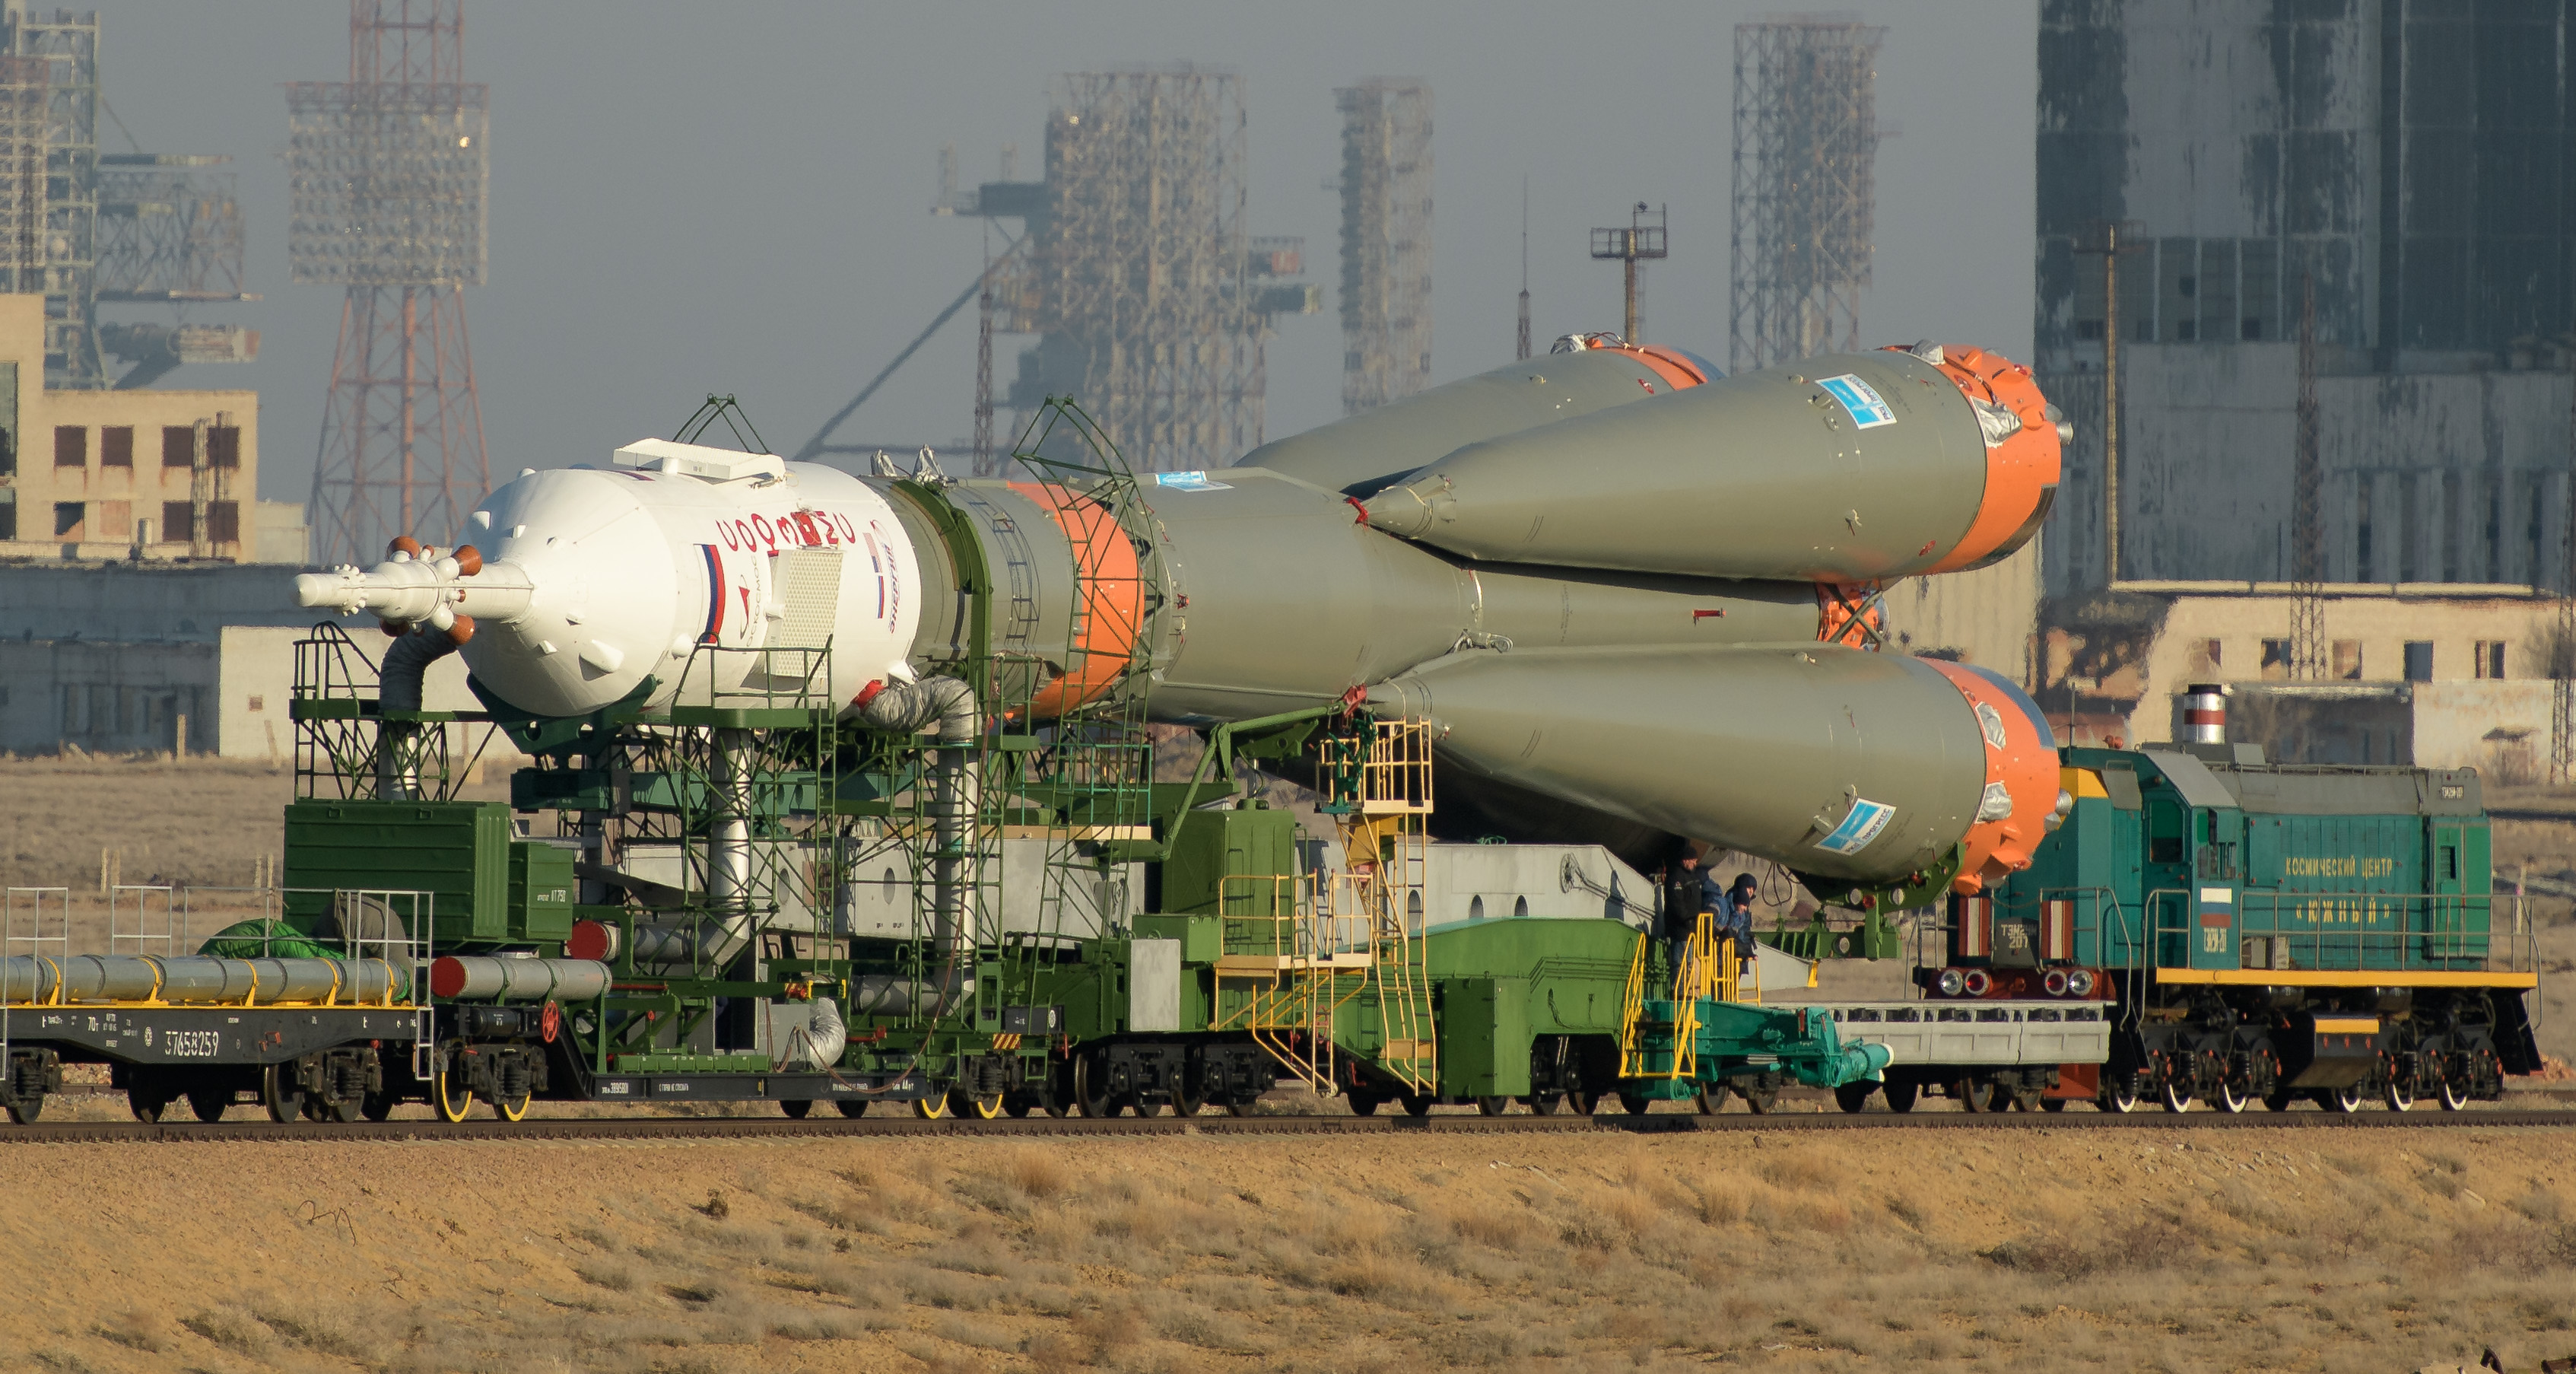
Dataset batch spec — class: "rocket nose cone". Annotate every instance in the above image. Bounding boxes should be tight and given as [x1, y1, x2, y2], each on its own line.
[1920, 660, 2060, 892]
[457, 469, 681, 719]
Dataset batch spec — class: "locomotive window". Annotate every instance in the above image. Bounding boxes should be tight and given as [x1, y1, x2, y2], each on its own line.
[2147, 800, 2185, 864]
[1844, 1008, 1883, 1022]
[1885, 1008, 1920, 1022]
[2026, 1008, 2062, 1023]
[1974, 1008, 2013, 1023]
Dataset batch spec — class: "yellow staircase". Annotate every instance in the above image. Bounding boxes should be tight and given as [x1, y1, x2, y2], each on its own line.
[1211, 718, 1439, 1096]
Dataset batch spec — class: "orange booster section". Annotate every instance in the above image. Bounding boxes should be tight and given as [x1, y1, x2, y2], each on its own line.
[1888, 343, 2063, 575]
[1921, 659, 2061, 894]
[1007, 482, 1147, 718]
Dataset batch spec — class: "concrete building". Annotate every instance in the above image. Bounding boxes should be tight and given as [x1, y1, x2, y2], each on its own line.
[0, 625, 477, 759]
[2041, 580, 2555, 773]
[0, 294, 301, 565]
[2035, 2, 2576, 600]
[1881, 537, 2045, 686]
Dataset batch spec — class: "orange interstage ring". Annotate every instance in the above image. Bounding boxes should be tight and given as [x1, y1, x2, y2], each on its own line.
[1883, 343, 2061, 574]
[1920, 659, 2061, 894]
[1007, 482, 1147, 718]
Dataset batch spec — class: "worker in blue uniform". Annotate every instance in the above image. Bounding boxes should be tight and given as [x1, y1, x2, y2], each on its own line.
[1711, 871, 1759, 966]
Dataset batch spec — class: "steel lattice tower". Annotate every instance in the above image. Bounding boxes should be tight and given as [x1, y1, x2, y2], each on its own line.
[7, 9, 100, 386]
[1040, 66, 1263, 470]
[1729, 18, 1883, 374]
[0, 54, 43, 301]
[2289, 274, 2327, 680]
[1336, 78, 1431, 415]
[290, 0, 488, 566]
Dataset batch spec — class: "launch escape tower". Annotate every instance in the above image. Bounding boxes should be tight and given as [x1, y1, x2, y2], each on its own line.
[291, 0, 490, 567]
[1335, 78, 1431, 416]
[933, 65, 1317, 473]
[1729, 17, 1885, 374]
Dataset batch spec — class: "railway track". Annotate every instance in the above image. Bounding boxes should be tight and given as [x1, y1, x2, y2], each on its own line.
[2, 1106, 2571, 1145]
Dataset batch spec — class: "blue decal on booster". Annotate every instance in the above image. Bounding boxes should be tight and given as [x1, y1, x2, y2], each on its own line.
[1818, 374, 1897, 429]
[1813, 798, 1896, 856]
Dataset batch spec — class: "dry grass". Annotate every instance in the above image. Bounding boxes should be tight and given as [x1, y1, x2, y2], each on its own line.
[4, 1128, 2576, 1371]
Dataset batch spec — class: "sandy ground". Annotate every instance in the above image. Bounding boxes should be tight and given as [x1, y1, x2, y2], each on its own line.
[2, 1126, 2574, 1373]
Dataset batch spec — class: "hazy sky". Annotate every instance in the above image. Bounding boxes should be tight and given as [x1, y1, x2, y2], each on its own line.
[96, 1, 2038, 514]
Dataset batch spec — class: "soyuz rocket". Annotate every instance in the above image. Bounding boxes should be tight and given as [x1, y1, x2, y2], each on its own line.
[297, 336, 2068, 898]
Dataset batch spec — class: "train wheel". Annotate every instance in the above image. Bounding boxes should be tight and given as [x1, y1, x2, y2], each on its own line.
[835, 1099, 869, 1118]
[1952, 1078, 1986, 1113]
[2098, 1077, 2142, 1113]
[1526, 1092, 1562, 1116]
[2262, 1091, 2295, 1112]
[431, 1070, 474, 1123]
[301, 1094, 332, 1123]
[913, 1093, 950, 1120]
[1130, 1098, 1167, 1118]
[949, 1088, 1004, 1120]
[1882, 1080, 1918, 1114]
[264, 1064, 307, 1124]
[1172, 1086, 1206, 1118]
[1005, 1097, 1034, 1118]
[1476, 1096, 1510, 1117]
[1346, 1093, 1381, 1116]
[4, 1094, 41, 1124]
[1401, 1093, 1435, 1118]
[1740, 1086, 1778, 1115]
[2214, 1082, 2251, 1115]
[1833, 1082, 1876, 1115]
[361, 1093, 395, 1122]
[2323, 1085, 2364, 1114]
[1618, 1091, 1653, 1117]
[129, 1093, 167, 1124]
[2439, 1076, 2471, 1112]
[1073, 1058, 1118, 1118]
[186, 1088, 228, 1122]
[2158, 1080, 2194, 1114]
[780, 1099, 813, 1119]
[1568, 1089, 1602, 1115]
[2039, 1098, 2067, 1113]
[2383, 1078, 2416, 1112]
[1698, 1086, 1730, 1115]
[495, 1092, 532, 1123]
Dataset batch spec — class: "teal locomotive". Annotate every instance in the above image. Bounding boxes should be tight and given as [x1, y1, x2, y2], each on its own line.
[1897, 741, 2542, 1113]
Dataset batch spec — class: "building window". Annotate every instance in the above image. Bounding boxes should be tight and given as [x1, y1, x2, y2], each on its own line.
[53, 426, 84, 467]
[2403, 641, 2435, 682]
[2241, 317, 2262, 340]
[2187, 638, 2222, 675]
[2176, 320, 2197, 341]
[161, 427, 193, 468]
[2260, 639, 2291, 681]
[207, 501, 239, 545]
[0, 427, 13, 476]
[208, 425, 240, 469]
[53, 501, 82, 538]
[2355, 474, 2374, 581]
[2076, 319, 2105, 342]
[94, 500, 130, 541]
[100, 426, 132, 468]
[0, 497, 14, 542]
[246, 695, 264, 712]
[163, 501, 194, 542]
[2475, 641, 2507, 679]
[2332, 640, 2361, 680]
